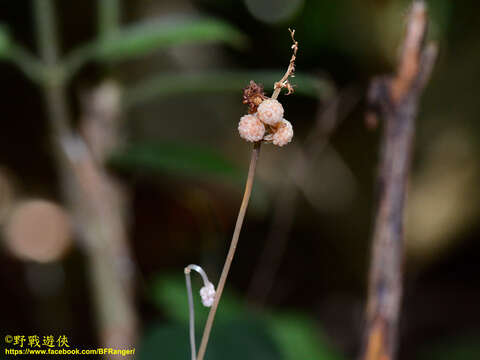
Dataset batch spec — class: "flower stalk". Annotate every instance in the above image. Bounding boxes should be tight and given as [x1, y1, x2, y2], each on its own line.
[194, 29, 299, 360]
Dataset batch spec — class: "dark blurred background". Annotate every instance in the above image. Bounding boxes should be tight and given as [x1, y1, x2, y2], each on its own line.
[0, 0, 479, 359]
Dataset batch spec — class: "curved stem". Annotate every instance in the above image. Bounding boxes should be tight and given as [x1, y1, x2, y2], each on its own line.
[196, 142, 261, 360]
[185, 264, 214, 360]
[186, 264, 211, 286]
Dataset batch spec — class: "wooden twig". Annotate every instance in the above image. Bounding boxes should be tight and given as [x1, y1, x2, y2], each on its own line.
[361, 2, 437, 360]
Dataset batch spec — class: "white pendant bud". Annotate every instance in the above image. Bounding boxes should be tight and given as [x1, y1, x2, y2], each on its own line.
[199, 282, 216, 307]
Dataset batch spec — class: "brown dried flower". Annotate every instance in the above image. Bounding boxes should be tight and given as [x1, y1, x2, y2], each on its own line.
[242, 80, 267, 114]
[273, 28, 298, 97]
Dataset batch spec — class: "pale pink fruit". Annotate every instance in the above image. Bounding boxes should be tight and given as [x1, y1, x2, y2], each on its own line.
[272, 119, 293, 146]
[257, 99, 284, 126]
[238, 114, 265, 142]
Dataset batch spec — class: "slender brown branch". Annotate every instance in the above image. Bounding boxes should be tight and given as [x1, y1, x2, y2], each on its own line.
[196, 142, 261, 360]
[361, 2, 437, 360]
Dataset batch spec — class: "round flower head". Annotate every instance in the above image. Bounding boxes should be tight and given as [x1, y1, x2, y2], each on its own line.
[272, 119, 293, 147]
[257, 99, 284, 126]
[238, 114, 265, 142]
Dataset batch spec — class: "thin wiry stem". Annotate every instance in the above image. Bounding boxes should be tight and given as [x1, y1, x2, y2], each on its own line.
[185, 272, 196, 360]
[196, 142, 261, 360]
[185, 264, 213, 360]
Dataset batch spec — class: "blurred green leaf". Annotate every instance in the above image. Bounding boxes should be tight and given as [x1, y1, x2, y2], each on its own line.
[138, 324, 188, 360]
[125, 70, 335, 109]
[208, 319, 282, 360]
[110, 142, 242, 180]
[109, 141, 271, 215]
[148, 276, 342, 360]
[0, 24, 11, 57]
[266, 312, 345, 360]
[138, 319, 282, 360]
[417, 335, 480, 360]
[63, 17, 246, 76]
[151, 274, 244, 326]
[99, 17, 246, 61]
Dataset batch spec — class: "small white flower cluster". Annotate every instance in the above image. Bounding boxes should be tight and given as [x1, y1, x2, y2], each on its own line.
[199, 282, 216, 307]
[238, 99, 293, 147]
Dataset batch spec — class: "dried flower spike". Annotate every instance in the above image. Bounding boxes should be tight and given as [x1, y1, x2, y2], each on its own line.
[238, 114, 265, 142]
[272, 119, 293, 147]
[272, 28, 298, 98]
[257, 99, 284, 126]
[242, 80, 267, 114]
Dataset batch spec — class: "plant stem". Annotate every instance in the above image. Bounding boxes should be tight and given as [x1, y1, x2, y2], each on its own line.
[34, 0, 138, 350]
[33, 0, 72, 179]
[196, 142, 261, 360]
[361, 2, 437, 359]
[34, 0, 67, 130]
[34, 0, 58, 66]
[99, 0, 121, 39]
[185, 270, 196, 360]
[185, 264, 212, 360]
